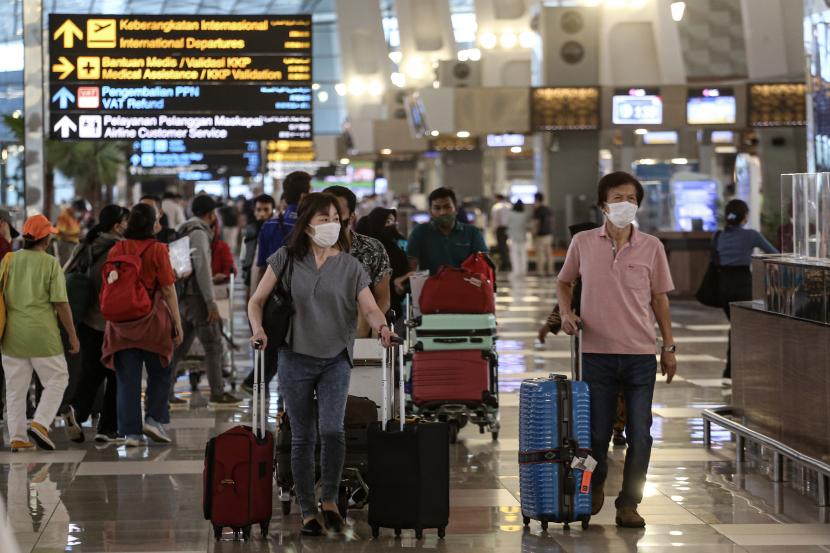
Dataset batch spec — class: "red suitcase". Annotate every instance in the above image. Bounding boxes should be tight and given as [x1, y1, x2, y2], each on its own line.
[203, 348, 273, 541]
[419, 267, 495, 315]
[411, 350, 493, 407]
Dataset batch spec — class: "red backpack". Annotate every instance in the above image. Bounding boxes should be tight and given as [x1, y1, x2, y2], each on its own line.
[99, 241, 155, 323]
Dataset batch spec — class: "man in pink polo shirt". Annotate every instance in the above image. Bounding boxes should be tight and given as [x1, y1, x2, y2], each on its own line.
[557, 171, 677, 528]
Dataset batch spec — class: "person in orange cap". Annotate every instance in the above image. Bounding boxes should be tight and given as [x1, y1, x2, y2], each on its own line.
[0, 214, 80, 452]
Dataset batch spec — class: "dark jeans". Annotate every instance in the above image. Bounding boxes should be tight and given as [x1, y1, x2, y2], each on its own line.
[278, 349, 351, 518]
[72, 324, 117, 434]
[170, 296, 224, 398]
[583, 353, 657, 508]
[496, 226, 511, 271]
[115, 349, 171, 437]
[718, 266, 752, 379]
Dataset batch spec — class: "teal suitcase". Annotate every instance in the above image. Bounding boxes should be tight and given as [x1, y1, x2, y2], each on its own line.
[413, 314, 497, 351]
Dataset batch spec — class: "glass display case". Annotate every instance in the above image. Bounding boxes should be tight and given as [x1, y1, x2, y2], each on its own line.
[760, 173, 830, 324]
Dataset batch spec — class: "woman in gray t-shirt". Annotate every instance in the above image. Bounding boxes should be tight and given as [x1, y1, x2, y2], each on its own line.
[248, 193, 395, 536]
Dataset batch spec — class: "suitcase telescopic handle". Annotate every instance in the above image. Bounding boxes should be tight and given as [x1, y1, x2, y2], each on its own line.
[380, 325, 405, 430]
[252, 341, 267, 439]
[570, 324, 584, 382]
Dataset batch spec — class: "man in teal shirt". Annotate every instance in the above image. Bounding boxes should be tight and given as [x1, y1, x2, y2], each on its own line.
[407, 187, 488, 274]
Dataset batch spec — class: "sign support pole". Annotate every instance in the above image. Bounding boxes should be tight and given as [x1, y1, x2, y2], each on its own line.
[23, 0, 46, 215]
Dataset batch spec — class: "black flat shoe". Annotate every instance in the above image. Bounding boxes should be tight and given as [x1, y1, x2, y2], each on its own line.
[301, 518, 324, 536]
[321, 509, 344, 533]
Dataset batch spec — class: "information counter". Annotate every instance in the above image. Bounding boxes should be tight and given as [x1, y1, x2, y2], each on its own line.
[656, 231, 713, 297]
[730, 255, 830, 462]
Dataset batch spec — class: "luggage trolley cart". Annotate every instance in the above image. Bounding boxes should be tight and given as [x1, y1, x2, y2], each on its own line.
[403, 296, 500, 443]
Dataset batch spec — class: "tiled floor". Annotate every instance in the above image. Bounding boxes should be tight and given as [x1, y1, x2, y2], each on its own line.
[2, 274, 829, 552]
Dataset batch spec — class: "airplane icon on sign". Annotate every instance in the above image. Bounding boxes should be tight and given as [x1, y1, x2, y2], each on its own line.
[86, 19, 116, 48]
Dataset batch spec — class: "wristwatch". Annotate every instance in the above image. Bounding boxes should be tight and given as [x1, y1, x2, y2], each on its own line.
[661, 344, 677, 353]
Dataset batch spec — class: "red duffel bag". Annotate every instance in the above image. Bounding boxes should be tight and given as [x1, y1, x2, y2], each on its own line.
[461, 252, 497, 292]
[419, 267, 495, 314]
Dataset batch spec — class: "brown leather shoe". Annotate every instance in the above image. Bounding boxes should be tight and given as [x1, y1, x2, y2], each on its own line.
[591, 487, 604, 515]
[615, 506, 645, 528]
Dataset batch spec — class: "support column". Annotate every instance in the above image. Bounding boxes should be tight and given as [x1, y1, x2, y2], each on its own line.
[538, 131, 601, 243]
[23, 0, 45, 215]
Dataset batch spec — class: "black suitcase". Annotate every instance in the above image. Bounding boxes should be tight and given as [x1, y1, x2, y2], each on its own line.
[367, 340, 449, 540]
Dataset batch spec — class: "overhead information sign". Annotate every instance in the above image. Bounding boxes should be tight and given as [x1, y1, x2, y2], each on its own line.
[48, 14, 312, 143]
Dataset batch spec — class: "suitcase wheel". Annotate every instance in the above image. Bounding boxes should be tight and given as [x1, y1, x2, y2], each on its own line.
[438, 527, 446, 539]
[394, 528, 401, 537]
[582, 519, 590, 530]
[260, 521, 269, 538]
[281, 500, 291, 516]
[337, 486, 348, 518]
[415, 528, 424, 540]
[233, 528, 240, 540]
[212, 524, 222, 541]
[522, 516, 530, 527]
[189, 371, 202, 391]
[540, 520, 548, 531]
[242, 526, 252, 541]
[371, 526, 380, 539]
[563, 522, 570, 531]
[448, 421, 459, 444]
[491, 431, 499, 441]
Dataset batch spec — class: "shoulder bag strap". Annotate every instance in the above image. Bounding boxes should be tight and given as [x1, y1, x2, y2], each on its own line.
[1, 252, 13, 291]
[711, 231, 722, 266]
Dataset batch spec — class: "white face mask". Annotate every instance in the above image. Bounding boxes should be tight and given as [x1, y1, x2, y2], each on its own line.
[605, 201, 638, 229]
[309, 222, 341, 248]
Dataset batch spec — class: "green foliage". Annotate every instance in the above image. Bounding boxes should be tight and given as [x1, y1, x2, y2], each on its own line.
[3, 112, 125, 205]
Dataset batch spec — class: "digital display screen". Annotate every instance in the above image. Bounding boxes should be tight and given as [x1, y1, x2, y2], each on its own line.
[671, 179, 719, 231]
[486, 134, 524, 148]
[612, 89, 662, 125]
[687, 88, 736, 125]
[711, 130, 735, 144]
[405, 93, 428, 138]
[311, 161, 376, 199]
[642, 131, 678, 145]
[411, 212, 430, 225]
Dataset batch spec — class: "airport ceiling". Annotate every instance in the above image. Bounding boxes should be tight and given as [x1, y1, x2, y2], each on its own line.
[2, 0, 336, 43]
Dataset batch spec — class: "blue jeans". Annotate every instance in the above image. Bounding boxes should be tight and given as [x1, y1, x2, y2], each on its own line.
[582, 353, 656, 508]
[278, 349, 351, 518]
[115, 349, 171, 436]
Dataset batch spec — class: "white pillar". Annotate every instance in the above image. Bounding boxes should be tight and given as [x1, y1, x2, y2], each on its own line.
[23, 0, 45, 215]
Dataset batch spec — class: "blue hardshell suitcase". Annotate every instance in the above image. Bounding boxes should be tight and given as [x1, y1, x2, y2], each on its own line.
[519, 332, 592, 530]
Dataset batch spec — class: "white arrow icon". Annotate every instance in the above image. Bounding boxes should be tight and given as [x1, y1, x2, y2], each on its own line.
[53, 115, 77, 138]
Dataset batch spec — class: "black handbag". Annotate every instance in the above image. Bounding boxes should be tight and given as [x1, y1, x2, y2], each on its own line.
[262, 253, 294, 348]
[695, 231, 722, 308]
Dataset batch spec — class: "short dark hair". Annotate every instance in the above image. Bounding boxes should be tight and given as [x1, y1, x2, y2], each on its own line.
[534, 192, 544, 202]
[254, 194, 276, 209]
[596, 171, 644, 207]
[124, 203, 158, 240]
[283, 171, 312, 204]
[140, 194, 162, 209]
[725, 198, 749, 227]
[23, 236, 49, 250]
[288, 193, 350, 259]
[428, 187, 457, 208]
[323, 185, 357, 215]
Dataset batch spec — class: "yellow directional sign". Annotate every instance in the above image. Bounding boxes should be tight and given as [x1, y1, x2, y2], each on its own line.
[51, 56, 75, 80]
[86, 19, 116, 48]
[54, 19, 83, 48]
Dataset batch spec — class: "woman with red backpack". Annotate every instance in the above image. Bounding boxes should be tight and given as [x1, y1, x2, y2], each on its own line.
[100, 203, 184, 447]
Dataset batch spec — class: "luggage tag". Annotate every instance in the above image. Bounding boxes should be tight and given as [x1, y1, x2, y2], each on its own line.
[571, 455, 598, 494]
[463, 276, 483, 288]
